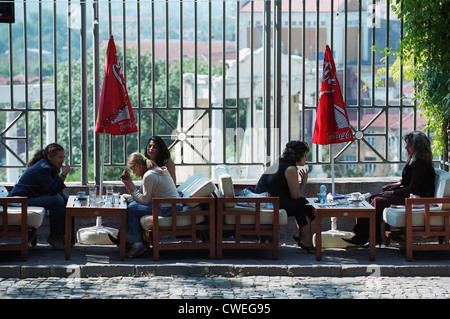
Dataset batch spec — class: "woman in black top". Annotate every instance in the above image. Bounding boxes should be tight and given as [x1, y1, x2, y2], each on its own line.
[144, 136, 176, 185]
[255, 140, 315, 252]
[344, 131, 436, 246]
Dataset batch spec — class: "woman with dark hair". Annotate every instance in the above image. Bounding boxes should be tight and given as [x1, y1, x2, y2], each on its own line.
[144, 136, 176, 185]
[343, 131, 436, 247]
[10, 143, 71, 250]
[255, 140, 315, 253]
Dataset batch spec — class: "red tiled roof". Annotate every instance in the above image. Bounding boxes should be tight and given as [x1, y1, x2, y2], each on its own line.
[100, 39, 236, 65]
[347, 108, 427, 131]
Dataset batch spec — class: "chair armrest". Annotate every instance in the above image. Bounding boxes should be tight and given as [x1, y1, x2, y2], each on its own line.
[0, 197, 28, 205]
[0, 197, 28, 230]
[218, 196, 279, 208]
[405, 197, 450, 209]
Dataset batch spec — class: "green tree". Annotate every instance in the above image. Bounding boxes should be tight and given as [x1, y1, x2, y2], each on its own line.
[381, 1, 450, 162]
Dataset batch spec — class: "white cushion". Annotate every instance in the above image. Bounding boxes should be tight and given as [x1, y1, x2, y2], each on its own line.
[177, 172, 205, 194]
[177, 172, 216, 207]
[215, 165, 235, 208]
[434, 169, 450, 209]
[140, 206, 206, 230]
[224, 205, 288, 225]
[383, 205, 449, 227]
[0, 206, 45, 229]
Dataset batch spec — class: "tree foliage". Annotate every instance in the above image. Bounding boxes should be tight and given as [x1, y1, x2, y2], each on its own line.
[386, 0, 450, 157]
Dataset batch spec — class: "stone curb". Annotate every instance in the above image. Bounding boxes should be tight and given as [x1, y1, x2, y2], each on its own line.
[1, 264, 449, 279]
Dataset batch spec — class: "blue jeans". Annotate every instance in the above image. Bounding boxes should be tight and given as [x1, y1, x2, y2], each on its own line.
[126, 201, 182, 243]
[27, 192, 68, 237]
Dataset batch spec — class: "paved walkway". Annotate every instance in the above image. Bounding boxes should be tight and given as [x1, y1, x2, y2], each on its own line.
[0, 275, 449, 299]
[1, 239, 449, 302]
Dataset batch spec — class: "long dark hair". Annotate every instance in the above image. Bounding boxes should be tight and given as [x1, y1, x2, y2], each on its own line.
[403, 131, 433, 166]
[281, 140, 310, 165]
[27, 143, 65, 168]
[144, 136, 171, 167]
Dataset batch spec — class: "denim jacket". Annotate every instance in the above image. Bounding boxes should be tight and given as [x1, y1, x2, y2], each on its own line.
[10, 158, 65, 198]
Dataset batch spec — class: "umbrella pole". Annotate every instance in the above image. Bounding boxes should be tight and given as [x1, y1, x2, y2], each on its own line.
[331, 144, 337, 231]
[97, 132, 106, 227]
[100, 132, 105, 196]
[312, 143, 355, 248]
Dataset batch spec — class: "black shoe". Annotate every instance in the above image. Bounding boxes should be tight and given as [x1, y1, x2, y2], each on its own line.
[298, 241, 315, 253]
[108, 233, 120, 246]
[342, 237, 367, 247]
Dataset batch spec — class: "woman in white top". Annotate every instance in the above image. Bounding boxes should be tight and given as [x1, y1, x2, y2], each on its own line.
[121, 152, 179, 258]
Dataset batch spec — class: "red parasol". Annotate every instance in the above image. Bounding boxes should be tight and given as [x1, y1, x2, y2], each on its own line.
[313, 45, 353, 145]
[95, 35, 137, 135]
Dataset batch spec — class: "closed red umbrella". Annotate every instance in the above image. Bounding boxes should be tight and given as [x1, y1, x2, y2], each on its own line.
[95, 35, 138, 135]
[313, 45, 353, 145]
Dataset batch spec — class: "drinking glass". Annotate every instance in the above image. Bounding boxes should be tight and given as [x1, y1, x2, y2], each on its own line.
[112, 192, 120, 205]
[106, 185, 113, 197]
[89, 185, 97, 201]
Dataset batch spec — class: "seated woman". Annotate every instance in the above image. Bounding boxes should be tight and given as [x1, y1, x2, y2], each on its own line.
[145, 136, 176, 185]
[255, 140, 315, 253]
[343, 130, 436, 247]
[10, 143, 71, 250]
[120, 152, 179, 258]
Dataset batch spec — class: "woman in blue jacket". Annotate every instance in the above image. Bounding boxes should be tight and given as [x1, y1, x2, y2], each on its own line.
[10, 143, 71, 250]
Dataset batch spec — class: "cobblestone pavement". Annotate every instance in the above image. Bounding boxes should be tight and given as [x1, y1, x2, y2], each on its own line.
[0, 275, 449, 299]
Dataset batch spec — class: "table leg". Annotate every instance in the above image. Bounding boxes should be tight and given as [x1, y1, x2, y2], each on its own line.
[315, 213, 322, 261]
[119, 213, 126, 261]
[65, 213, 72, 260]
[369, 212, 376, 261]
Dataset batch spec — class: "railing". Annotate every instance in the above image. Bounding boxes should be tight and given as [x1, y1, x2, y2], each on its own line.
[0, 0, 443, 185]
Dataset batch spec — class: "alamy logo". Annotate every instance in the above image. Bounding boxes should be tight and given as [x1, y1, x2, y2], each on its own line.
[67, 265, 81, 288]
[366, 1, 385, 29]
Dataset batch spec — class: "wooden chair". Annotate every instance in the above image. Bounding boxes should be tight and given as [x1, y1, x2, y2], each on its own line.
[384, 197, 450, 261]
[214, 165, 287, 259]
[0, 197, 28, 261]
[384, 169, 450, 261]
[216, 196, 282, 259]
[141, 196, 216, 261]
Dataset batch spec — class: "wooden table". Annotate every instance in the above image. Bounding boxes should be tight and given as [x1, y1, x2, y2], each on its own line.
[310, 199, 376, 261]
[65, 195, 127, 260]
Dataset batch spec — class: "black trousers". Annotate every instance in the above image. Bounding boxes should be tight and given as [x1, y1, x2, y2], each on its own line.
[279, 196, 315, 229]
